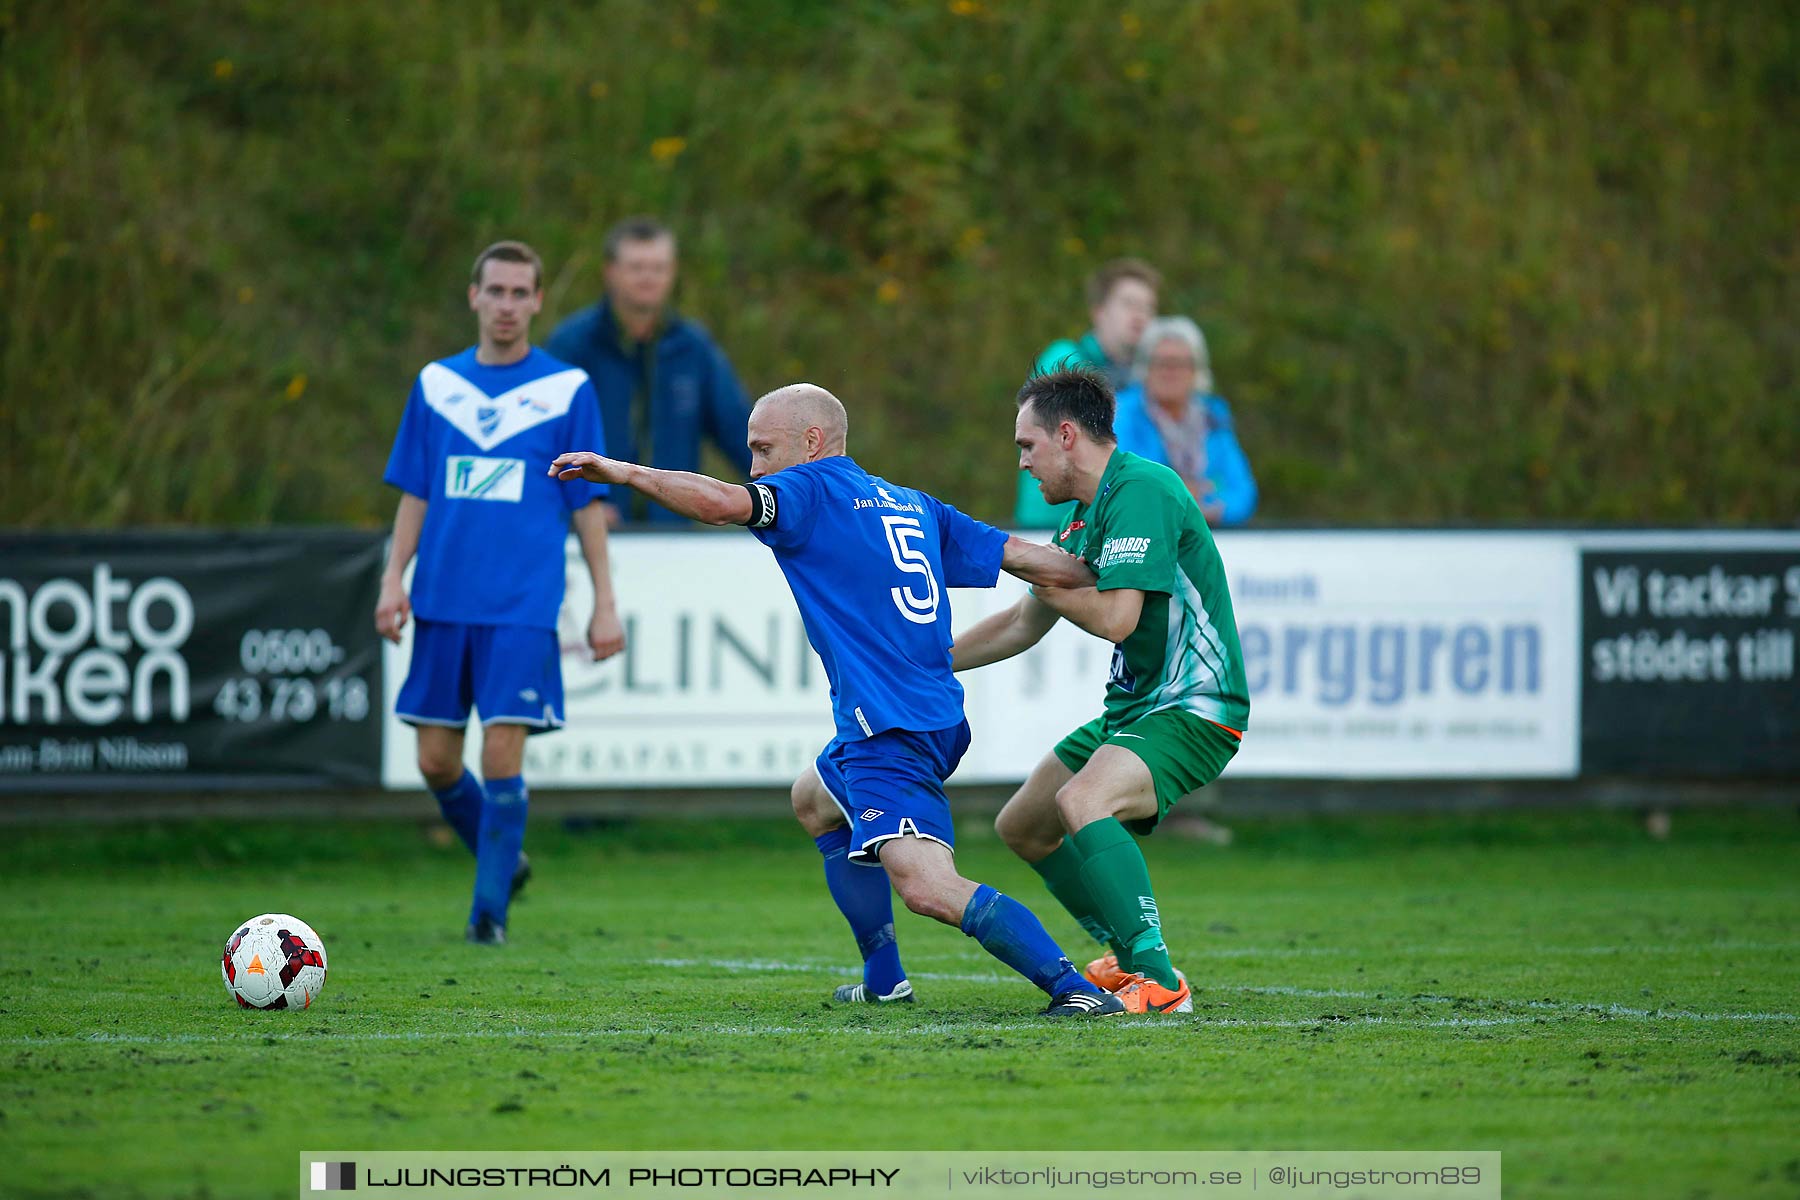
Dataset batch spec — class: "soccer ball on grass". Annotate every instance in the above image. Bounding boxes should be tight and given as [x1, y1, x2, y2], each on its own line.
[221, 913, 328, 1010]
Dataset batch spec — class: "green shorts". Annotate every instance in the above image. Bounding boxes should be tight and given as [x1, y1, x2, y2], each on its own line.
[1053, 707, 1241, 835]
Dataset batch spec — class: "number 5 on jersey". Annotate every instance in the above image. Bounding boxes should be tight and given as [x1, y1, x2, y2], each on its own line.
[882, 515, 940, 625]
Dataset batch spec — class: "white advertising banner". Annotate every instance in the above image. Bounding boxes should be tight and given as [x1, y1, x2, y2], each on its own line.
[381, 534, 835, 789]
[1227, 532, 1580, 776]
[382, 531, 1581, 788]
[958, 532, 1580, 780]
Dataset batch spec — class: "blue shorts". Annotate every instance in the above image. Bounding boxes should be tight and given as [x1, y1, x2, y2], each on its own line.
[814, 721, 972, 866]
[396, 619, 565, 733]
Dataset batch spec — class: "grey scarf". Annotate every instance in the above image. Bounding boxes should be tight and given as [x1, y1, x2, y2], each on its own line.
[1145, 396, 1210, 488]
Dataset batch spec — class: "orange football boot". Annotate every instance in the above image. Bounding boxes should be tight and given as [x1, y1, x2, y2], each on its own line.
[1112, 971, 1193, 1014]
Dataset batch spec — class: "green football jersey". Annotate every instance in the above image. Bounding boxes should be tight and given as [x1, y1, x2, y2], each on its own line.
[1053, 449, 1251, 732]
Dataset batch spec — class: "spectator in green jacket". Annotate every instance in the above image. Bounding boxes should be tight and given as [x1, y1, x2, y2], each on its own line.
[1014, 259, 1161, 527]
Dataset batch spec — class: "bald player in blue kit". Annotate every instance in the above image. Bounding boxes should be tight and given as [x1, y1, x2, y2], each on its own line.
[551, 384, 1124, 1017]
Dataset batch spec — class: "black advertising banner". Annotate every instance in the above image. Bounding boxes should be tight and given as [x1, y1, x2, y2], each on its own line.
[0, 532, 384, 791]
[1582, 549, 1800, 775]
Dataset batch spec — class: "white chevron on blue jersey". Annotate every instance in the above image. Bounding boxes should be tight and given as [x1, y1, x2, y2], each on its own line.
[418, 362, 588, 452]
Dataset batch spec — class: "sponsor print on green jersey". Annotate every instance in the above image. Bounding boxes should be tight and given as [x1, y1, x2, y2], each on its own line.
[1058, 450, 1250, 731]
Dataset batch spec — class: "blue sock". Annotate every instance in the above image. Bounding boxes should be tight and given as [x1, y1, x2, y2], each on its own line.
[431, 770, 484, 855]
[814, 828, 906, 995]
[959, 884, 1102, 998]
[470, 775, 528, 928]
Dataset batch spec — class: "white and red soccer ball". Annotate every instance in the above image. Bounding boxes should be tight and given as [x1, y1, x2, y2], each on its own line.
[220, 913, 328, 1010]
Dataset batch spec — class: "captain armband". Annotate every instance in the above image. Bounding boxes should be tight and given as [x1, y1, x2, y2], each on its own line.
[744, 482, 778, 529]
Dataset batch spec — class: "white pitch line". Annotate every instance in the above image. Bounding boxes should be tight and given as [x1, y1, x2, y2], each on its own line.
[1559, 941, 1800, 956]
[6, 958, 1791, 1051]
[1142, 940, 1800, 959]
[645, 957, 1799, 1023]
[725, 940, 1800, 963]
[647, 956, 1017, 983]
[0, 1022, 1375, 1047]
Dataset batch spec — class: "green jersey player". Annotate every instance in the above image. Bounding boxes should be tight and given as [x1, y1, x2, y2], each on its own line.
[952, 366, 1250, 1014]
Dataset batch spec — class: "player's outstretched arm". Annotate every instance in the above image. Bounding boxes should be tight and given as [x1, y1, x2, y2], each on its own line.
[999, 535, 1097, 590]
[1032, 585, 1145, 645]
[375, 493, 426, 643]
[549, 452, 753, 526]
[950, 593, 1061, 672]
[571, 501, 626, 661]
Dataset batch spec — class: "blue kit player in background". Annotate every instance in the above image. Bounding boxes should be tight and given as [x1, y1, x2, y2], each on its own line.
[378, 240, 626, 946]
[551, 384, 1125, 1017]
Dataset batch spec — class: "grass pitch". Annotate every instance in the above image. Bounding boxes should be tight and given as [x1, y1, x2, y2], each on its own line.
[4, 806, 1797, 1199]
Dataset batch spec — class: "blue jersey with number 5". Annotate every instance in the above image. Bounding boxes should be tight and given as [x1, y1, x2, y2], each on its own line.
[748, 456, 1006, 741]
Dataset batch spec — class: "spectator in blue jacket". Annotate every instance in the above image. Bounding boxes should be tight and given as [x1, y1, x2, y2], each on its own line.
[545, 218, 752, 525]
[1114, 317, 1257, 526]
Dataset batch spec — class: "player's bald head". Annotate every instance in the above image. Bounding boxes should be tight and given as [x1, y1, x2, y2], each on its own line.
[752, 384, 848, 455]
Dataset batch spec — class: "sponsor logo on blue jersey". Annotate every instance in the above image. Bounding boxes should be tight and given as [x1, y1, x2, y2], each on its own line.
[852, 485, 925, 515]
[445, 456, 524, 502]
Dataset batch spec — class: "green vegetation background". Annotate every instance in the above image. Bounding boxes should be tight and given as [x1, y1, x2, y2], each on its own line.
[4, 1, 1795, 528]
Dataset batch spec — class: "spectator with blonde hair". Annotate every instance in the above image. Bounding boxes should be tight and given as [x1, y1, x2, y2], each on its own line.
[1114, 316, 1257, 527]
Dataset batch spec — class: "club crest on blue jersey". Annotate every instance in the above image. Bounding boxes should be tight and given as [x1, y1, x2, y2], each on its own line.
[416, 361, 588, 452]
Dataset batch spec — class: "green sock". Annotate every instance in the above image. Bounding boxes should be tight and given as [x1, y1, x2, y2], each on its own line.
[1028, 838, 1128, 963]
[1072, 818, 1178, 989]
